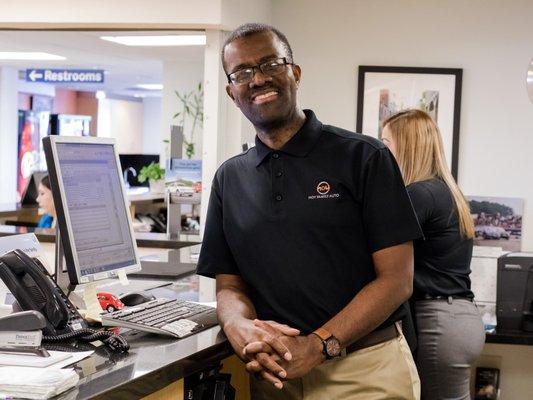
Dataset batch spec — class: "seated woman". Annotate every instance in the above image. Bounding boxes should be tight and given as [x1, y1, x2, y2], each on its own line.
[36, 175, 56, 228]
[381, 109, 485, 400]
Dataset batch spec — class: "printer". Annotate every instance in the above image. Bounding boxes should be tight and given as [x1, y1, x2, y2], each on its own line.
[497, 252, 533, 332]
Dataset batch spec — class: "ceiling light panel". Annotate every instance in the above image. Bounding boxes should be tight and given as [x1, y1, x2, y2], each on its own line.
[135, 84, 163, 90]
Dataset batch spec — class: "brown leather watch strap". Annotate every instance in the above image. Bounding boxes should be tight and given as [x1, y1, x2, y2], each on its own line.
[312, 327, 332, 341]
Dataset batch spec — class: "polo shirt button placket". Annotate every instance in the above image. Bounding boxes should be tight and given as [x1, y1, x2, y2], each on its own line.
[271, 152, 284, 214]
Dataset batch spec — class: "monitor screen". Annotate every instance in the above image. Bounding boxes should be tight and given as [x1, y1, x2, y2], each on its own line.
[43, 136, 140, 284]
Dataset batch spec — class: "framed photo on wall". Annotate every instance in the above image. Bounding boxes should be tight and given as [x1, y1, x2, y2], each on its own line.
[356, 66, 462, 178]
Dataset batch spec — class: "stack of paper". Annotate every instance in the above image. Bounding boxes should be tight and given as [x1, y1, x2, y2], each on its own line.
[0, 350, 71, 367]
[0, 366, 78, 399]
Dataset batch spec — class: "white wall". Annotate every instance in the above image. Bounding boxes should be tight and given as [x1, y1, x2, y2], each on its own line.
[0, 0, 222, 27]
[142, 97, 162, 155]
[97, 98, 143, 153]
[272, 0, 533, 250]
[221, 0, 272, 30]
[0, 0, 271, 30]
[0, 67, 19, 203]
[162, 60, 204, 163]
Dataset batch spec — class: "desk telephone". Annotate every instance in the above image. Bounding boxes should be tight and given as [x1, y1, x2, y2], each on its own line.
[0, 250, 129, 352]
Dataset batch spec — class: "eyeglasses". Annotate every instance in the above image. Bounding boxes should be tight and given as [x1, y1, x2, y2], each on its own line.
[227, 57, 293, 85]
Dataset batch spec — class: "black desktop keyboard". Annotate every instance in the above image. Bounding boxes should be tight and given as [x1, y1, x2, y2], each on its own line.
[101, 298, 218, 338]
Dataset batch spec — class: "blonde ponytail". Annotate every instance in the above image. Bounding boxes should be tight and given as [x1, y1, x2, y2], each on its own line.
[383, 110, 474, 238]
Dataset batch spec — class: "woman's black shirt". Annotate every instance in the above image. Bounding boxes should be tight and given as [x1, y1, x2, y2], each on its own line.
[407, 178, 474, 299]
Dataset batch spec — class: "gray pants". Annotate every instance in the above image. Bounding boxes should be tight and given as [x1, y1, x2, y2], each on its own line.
[415, 299, 485, 400]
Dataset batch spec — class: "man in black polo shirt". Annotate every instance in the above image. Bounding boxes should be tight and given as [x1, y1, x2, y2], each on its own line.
[197, 23, 422, 400]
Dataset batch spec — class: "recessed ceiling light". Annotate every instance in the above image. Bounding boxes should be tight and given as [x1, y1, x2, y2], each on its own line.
[136, 83, 163, 90]
[100, 35, 206, 46]
[0, 52, 66, 60]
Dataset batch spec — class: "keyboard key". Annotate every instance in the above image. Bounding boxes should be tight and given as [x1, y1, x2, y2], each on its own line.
[161, 319, 198, 337]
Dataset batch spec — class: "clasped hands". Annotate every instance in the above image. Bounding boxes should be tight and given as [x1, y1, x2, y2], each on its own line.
[225, 318, 324, 389]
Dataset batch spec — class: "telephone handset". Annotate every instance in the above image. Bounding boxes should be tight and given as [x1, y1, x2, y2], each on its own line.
[0, 250, 129, 352]
[0, 249, 86, 335]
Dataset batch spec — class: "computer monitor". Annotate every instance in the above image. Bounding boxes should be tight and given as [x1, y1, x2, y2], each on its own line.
[42, 136, 141, 285]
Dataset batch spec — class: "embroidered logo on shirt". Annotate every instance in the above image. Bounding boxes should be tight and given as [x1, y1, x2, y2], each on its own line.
[308, 180, 339, 200]
[316, 181, 330, 194]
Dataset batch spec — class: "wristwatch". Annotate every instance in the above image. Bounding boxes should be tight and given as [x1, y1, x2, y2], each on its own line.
[311, 327, 341, 359]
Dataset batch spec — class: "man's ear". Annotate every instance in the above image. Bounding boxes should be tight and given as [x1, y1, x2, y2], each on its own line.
[226, 84, 236, 102]
[292, 64, 302, 86]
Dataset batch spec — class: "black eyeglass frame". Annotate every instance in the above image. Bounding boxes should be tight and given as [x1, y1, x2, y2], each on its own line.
[226, 57, 294, 85]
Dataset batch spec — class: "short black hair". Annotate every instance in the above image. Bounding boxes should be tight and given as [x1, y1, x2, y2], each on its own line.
[221, 23, 293, 73]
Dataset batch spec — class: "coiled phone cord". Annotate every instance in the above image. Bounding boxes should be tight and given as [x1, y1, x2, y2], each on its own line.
[43, 328, 130, 353]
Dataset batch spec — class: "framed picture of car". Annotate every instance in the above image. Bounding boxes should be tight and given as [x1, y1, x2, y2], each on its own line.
[356, 66, 462, 178]
[467, 195, 523, 252]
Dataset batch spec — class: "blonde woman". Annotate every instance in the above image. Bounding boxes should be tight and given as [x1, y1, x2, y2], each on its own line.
[382, 109, 485, 400]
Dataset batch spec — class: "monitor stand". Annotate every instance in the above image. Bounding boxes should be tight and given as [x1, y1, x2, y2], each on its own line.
[53, 228, 84, 308]
[53, 229, 192, 294]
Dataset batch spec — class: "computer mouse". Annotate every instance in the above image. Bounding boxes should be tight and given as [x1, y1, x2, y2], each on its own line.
[119, 291, 156, 307]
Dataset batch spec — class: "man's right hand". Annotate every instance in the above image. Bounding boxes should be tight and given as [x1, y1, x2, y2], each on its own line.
[224, 317, 299, 361]
[223, 318, 299, 388]
[215, 274, 300, 389]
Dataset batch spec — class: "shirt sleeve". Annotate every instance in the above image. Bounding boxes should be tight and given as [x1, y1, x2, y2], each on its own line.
[406, 183, 433, 227]
[360, 147, 423, 253]
[196, 170, 241, 278]
[37, 214, 53, 228]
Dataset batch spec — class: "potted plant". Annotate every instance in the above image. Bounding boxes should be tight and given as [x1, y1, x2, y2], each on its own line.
[173, 82, 204, 159]
[138, 162, 165, 193]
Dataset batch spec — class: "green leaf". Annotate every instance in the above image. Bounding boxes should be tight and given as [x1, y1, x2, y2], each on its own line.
[138, 162, 165, 182]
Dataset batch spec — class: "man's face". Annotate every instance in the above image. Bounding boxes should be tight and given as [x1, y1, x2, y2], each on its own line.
[224, 31, 301, 130]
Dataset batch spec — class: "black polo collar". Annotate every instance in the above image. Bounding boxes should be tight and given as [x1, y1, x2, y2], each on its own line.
[253, 109, 323, 166]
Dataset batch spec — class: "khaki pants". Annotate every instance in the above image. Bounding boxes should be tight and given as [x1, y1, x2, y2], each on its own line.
[251, 322, 420, 400]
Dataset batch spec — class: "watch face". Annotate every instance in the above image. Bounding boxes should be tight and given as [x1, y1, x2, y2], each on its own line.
[326, 337, 341, 357]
